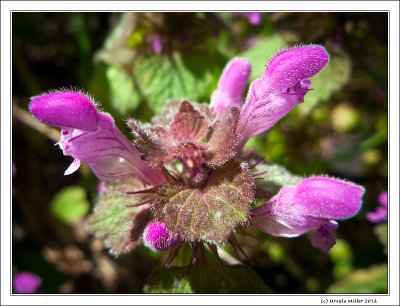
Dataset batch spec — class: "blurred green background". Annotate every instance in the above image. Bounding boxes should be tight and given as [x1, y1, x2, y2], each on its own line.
[12, 12, 388, 294]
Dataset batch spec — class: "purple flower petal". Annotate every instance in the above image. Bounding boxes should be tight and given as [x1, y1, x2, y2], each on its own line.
[211, 58, 252, 117]
[30, 91, 99, 131]
[30, 90, 164, 185]
[147, 35, 163, 53]
[378, 191, 388, 207]
[13, 271, 42, 294]
[251, 176, 364, 252]
[311, 222, 338, 253]
[234, 12, 262, 26]
[64, 158, 81, 175]
[237, 45, 329, 149]
[366, 191, 388, 223]
[143, 221, 181, 252]
[366, 207, 388, 223]
[262, 45, 329, 92]
[294, 176, 365, 220]
[251, 186, 322, 237]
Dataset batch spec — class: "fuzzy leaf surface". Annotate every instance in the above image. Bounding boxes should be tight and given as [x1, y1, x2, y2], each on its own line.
[144, 264, 270, 293]
[151, 100, 217, 129]
[154, 160, 254, 243]
[85, 177, 151, 256]
[129, 119, 206, 165]
[129, 101, 211, 164]
[207, 107, 241, 166]
[170, 100, 209, 143]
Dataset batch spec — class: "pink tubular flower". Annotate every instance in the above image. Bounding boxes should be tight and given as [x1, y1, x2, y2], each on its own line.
[251, 177, 365, 253]
[143, 220, 181, 252]
[234, 12, 262, 26]
[235, 45, 329, 150]
[13, 271, 42, 294]
[210, 58, 252, 117]
[366, 191, 388, 223]
[29, 91, 164, 186]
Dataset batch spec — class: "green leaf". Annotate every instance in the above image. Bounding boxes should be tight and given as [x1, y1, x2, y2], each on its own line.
[106, 65, 141, 115]
[330, 239, 353, 264]
[154, 160, 254, 243]
[85, 177, 151, 256]
[299, 51, 351, 115]
[330, 239, 354, 280]
[133, 53, 213, 114]
[51, 186, 90, 224]
[327, 264, 387, 294]
[239, 35, 288, 81]
[144, 264, 270, 293]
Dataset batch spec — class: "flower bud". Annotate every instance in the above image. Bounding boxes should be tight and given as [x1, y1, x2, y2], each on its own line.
[211, 58, 252, 117]
[143, 221, 181, 252]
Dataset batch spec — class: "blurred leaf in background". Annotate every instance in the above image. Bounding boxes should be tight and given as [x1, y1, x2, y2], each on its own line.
[239, 35, 288, 80]
[51, 186, 90, 225]
[132, 53, 213, 114]
[105, 65, 140, 115]
[327, 264, 387, 294]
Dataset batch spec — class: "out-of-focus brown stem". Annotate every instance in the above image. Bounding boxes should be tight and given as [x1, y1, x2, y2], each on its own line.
[13, 103, 60, 142]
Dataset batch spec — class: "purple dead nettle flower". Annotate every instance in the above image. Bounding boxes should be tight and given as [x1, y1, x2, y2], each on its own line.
[251, 177, 364, 253]
[146, 34, 163, 53]
[234, 12, 263, 26]
[366, 191, 388, 223]
[30, 44, 364, 260]
[13, 271, 42, 294]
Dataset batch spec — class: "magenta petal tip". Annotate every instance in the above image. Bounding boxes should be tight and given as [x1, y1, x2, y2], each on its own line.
[30, 90, 99, 131]
[294, 176, 365, 220]
[265, 44, 329, 91]
[211, 57, 252, 117]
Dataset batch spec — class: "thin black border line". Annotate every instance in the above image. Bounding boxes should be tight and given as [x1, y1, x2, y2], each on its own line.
[8, 10, 392, 299]
[8, 10, 392, 12]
